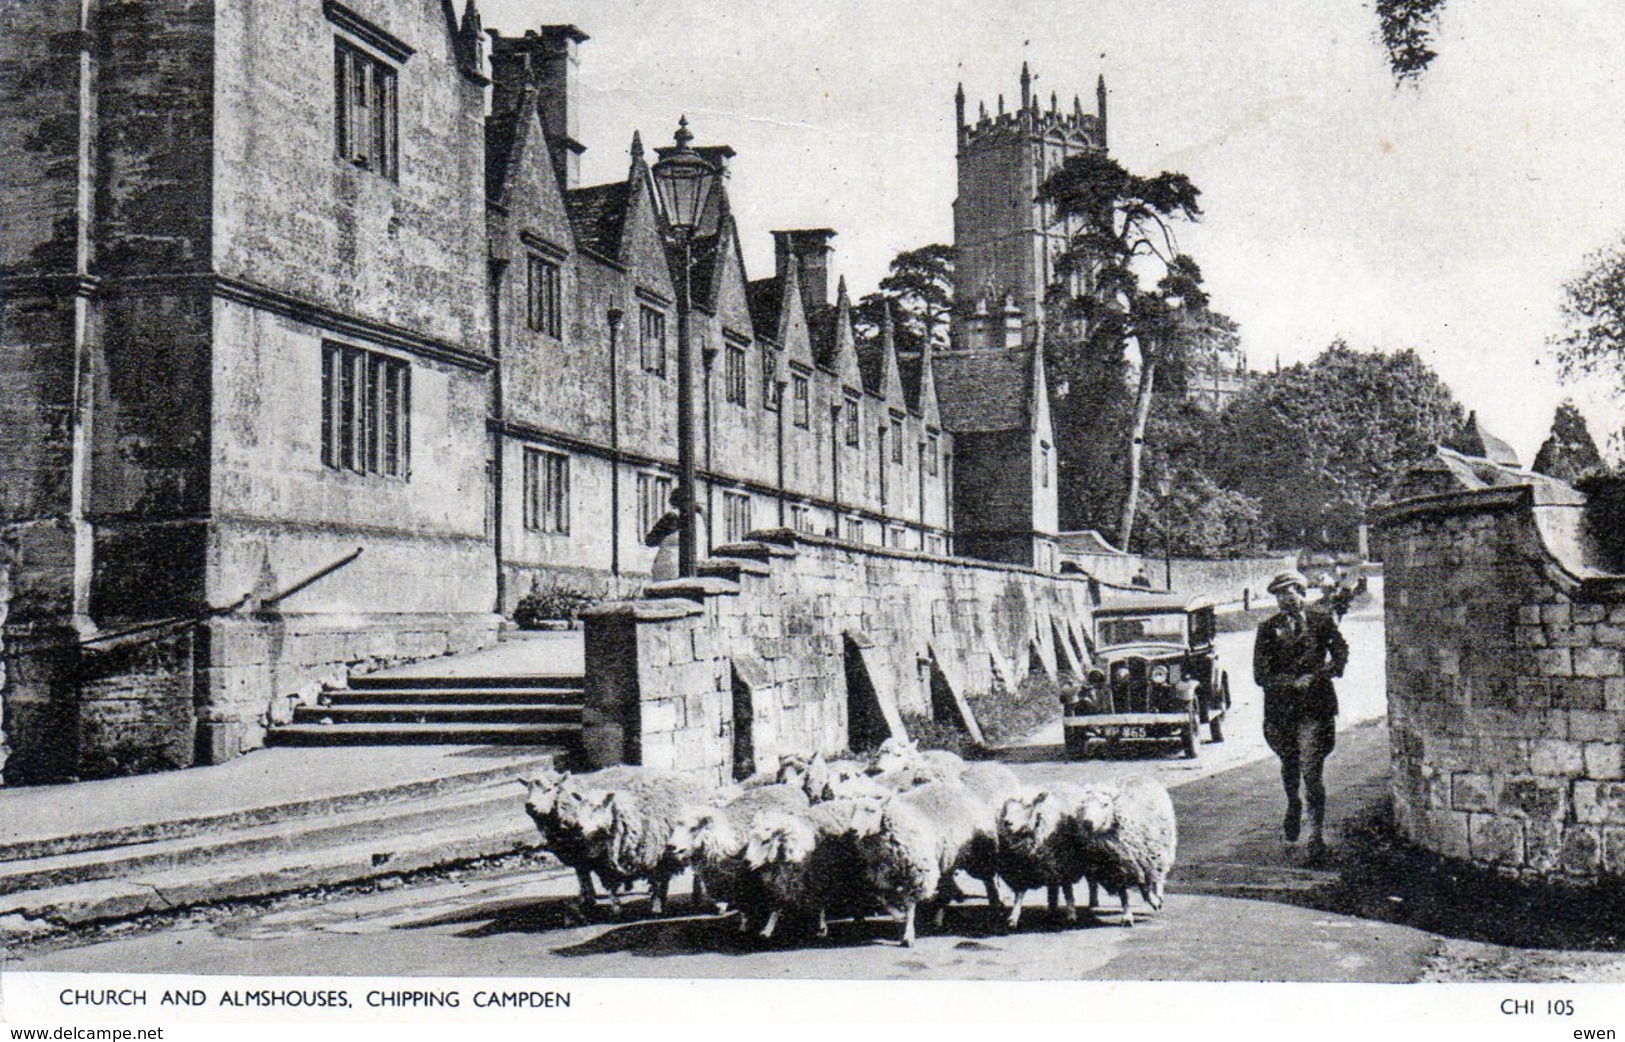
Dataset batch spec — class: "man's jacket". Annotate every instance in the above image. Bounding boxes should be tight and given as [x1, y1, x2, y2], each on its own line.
[1253, 606, 1349, 721]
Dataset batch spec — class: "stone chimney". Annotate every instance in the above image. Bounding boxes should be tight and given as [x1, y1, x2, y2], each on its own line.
[487, 25, 589, 188]
[772, 229, 837, 312]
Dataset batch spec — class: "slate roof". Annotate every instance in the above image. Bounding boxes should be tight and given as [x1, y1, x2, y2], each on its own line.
[682, 232, 725, 311]
[806, 304, 840, 370]
[746, 277, 782, 342]
[898, 352, 924, 411]
[932, 349, 1033, 433]
[484, 111, 521, 203]
[564, 181, 631, 261]
[854, 333, 887, 395]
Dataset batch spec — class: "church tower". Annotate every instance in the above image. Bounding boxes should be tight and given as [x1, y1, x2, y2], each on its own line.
[950, 65, 1107, 351]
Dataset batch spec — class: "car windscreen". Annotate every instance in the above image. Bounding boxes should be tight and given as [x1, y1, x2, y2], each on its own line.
[1097, 613, 1186, 646]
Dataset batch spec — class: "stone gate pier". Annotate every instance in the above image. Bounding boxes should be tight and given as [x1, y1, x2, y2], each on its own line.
[1375, 448, 1625, 881]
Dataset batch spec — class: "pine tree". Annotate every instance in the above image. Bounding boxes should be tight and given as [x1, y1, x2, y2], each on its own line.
[1532, 401, 1607, 484]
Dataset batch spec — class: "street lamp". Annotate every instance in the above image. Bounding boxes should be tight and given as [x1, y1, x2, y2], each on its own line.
[651, 116, 717, 578]
[1156, 472, 1174, 592]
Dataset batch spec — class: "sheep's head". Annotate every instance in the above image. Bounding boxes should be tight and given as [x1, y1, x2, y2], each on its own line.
[1074, 785, 1119, 835]
[555, 783, 618, 837]
[521, 767, 571, 819]
[744, 812, 817, 870]
[668, 808, 739, 861]
[871, 737, 920, 775]
[999, 791, 1061, 848]
[843, 795, 888, 838]
[777, 751, 836, 802]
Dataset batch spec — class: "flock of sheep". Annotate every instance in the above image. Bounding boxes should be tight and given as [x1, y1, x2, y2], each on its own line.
[521, 738, 1177, 947]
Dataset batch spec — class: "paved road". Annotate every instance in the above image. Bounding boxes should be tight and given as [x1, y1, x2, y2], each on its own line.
[17, 594, 1445, 982]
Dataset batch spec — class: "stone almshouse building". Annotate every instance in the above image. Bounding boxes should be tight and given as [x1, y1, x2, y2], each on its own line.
[0, 0, 1070, 782]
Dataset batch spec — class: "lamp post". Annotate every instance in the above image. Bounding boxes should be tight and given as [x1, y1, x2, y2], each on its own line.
[1156, 473, 1174, 592]
[651, 116, 717, 578]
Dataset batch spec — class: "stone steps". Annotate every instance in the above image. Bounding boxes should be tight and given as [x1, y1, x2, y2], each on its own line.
[0, 814, 548, 932]
[0, 782, 538, 896]
[293, 702, 582, 725]
[0, 754, 563, 933]
[269, 661, 587, 748]
[270, 721, 578, 745]
[0, 751, 560, 864]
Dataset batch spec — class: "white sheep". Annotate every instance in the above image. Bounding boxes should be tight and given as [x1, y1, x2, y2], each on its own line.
[522, 765, 644, 907]
[777, 750, 873, 803]
[1069, 776, 1178, 927]
[853, 779, 1003, 946]
[523, 765, 703, 916]
[870, 736, 965, 782]
[996, 784, 1097, 929]
[665, 782, 810, 931]
[743, 798, 878, 942]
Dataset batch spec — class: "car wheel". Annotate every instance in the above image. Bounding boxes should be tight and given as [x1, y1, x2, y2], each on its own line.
[1181, 716, 1200, 759]
[1209, 713, 1224, 743]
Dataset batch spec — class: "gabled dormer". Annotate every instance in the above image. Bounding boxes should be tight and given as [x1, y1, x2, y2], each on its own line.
[485, 82, 577, 258]
[562, 133, 675, 304]
[872, 304, 907, 408]
[824, 276, 864, 391]
[904, 333, 944, 429]
[704, 212, 756, 341]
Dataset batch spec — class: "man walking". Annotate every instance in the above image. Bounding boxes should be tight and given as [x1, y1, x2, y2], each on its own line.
[1254, 569, 1348, 860]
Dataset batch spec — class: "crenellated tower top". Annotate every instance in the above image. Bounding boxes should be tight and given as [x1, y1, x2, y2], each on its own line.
[955, 64, 1106, 158]
[950, 63, 1108, 352]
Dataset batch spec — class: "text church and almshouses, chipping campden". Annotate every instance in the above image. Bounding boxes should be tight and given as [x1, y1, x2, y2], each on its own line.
[0, 0, 1119, 783]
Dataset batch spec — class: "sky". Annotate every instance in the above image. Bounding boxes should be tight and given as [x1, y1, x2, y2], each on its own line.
[481, 0, 1625, 463]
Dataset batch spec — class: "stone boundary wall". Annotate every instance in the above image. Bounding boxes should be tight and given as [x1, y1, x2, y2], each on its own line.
[1376, 484, 1625, 882]
[580, 529, 1097, 786]
[1064, 547, 1295, 603]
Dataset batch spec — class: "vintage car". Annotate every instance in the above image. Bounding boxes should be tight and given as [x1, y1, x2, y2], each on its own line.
[1062, 593, 1231, 759]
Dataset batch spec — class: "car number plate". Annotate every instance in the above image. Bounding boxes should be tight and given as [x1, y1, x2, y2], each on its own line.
[1101, 725, 1146, 740]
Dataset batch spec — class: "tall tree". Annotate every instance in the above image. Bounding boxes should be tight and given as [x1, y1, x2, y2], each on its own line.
[1209, 341, 1464, 555]
[1037, 149, 1205, 547]
[1553, 236, 1625, 386]
[1533, 401, 1607, 484]
[853, 244, 954, 354]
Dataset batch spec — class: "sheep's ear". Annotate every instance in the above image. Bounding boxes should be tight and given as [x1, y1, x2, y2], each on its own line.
[597, 791, 618, 810]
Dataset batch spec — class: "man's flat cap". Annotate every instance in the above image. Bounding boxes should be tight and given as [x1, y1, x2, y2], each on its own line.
[1268, 570, 1309, 595]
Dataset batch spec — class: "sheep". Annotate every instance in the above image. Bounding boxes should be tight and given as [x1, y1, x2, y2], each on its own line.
[1068, 776, 1178, 927]
[522, 765, 703, 916]
[522, 765, 646, 907]
[823, 769, 895, 801]
[996, 784, 1097, 929]
[852, 780, 1003, 946]
[870, 736, 965, 782]
[958, 761, 1022, 808]
[778, 750, 874, 802]
[665, 782, 810, 931]
[743, 798, 878, 942]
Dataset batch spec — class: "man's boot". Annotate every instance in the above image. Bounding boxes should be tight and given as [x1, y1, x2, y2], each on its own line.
[1304, 807, 1326, 861]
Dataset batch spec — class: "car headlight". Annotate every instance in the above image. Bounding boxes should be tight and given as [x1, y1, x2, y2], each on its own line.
[1150, 665, 1170, 685]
